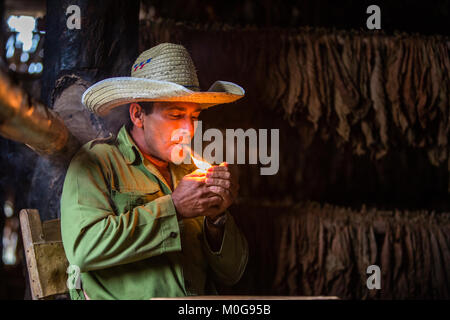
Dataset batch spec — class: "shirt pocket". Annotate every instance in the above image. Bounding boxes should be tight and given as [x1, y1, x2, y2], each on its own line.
[110, 185, 162, 214]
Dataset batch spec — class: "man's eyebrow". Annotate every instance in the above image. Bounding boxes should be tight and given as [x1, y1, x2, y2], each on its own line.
[165, 106, 202, 112]
[165, 106, 186, 112]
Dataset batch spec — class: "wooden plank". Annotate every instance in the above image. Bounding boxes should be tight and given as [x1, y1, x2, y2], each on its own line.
[19, 209, 44, 299]
[42, 219, 62, 242]
[33, 242, 69, 298]
[26, 209, 44, 243]
[20, 209, 69, 299]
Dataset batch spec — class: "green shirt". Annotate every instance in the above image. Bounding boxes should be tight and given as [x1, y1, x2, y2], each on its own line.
[60, 126, 248, 300]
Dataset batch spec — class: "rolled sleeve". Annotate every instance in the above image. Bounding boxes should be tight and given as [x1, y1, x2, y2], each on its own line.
[202, 212, 249, 286]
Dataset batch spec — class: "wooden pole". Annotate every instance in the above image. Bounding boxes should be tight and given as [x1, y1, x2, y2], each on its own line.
[42, 0, 140, 107]
[0, 69, 78, 159]
[29, 0, 140, 221]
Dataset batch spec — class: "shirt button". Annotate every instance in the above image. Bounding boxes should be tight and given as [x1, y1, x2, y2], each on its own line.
[170, 231, 177, 238]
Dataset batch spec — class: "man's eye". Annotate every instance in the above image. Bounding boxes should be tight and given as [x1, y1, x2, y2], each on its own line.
[168, 114, 183, 119]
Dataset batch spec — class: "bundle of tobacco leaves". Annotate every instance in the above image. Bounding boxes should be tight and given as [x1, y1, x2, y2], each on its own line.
[143, 20, 450, 171]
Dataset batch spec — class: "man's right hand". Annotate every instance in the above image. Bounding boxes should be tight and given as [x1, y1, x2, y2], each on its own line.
[171, 169, 223, 219]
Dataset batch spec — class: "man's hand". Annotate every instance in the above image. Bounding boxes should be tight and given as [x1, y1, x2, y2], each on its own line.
[204, 162, 239, 220]
[171, 169, 223, 219]
[171, 163, 239, 220]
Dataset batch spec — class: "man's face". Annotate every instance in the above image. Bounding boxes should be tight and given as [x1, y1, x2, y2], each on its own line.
[141, 101, 201, 162]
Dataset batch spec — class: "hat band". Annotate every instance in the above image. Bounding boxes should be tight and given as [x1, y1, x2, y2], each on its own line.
[184, 84, 200, 91]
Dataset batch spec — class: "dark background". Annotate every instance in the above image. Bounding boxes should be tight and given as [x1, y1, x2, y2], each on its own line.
[0, 0, 449, 299]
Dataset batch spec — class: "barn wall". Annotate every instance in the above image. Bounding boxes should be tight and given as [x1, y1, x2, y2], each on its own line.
[230, 202, 450, 299]
[139, 19, 450, 298]
[140, 20, 450, 210]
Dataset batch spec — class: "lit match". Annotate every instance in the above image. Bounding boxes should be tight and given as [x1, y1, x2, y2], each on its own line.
[190, 151, 212, 173]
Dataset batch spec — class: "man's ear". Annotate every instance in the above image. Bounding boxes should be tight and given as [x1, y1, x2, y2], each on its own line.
[129, 103, 145, 128]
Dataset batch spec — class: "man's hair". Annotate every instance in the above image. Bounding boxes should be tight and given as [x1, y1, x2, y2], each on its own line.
[125, 102, 154, 131]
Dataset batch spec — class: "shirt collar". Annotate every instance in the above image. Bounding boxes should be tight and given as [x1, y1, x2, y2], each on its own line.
[116, 125, 143, 165]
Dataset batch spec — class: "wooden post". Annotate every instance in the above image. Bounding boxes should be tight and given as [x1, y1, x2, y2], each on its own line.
[20, 209, 69, 300]
[29, 0, 140, 221]
[42, 0, 140, 107]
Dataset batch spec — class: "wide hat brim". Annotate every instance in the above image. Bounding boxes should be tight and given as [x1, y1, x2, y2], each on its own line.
[82, 77, 245, 116]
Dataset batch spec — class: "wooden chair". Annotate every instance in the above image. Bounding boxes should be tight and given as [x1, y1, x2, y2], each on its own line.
[19, 209, 69, 300]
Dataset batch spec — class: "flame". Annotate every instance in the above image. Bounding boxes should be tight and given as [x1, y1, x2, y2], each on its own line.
[181, 145, 212, 173]
[191, 153, 212, 173]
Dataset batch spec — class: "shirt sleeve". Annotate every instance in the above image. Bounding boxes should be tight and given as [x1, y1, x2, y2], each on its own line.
[60, 148, 181, 273]
[202, 212, 249, 286]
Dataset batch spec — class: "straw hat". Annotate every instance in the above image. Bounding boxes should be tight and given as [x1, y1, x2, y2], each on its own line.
[82, 43, 245, 116]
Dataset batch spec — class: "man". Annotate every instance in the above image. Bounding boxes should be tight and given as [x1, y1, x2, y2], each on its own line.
[61, 43, 248, 300]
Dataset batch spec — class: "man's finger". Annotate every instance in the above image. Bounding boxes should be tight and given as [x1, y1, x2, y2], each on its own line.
[187, 169, 207, 177]
[206, 171, 231, 179]
[205, 177, 231, 189]
[205, 171, 238, 199]
[207, 166, 229, 173]
[207, 185, 232, 202]
[200, 196, 222, 208]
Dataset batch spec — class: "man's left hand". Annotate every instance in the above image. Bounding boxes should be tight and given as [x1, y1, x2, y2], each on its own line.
[204, 162, 239, 219]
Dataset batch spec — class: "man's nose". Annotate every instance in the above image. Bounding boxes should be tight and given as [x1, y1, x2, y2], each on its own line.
[180, 119, 195, 138]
